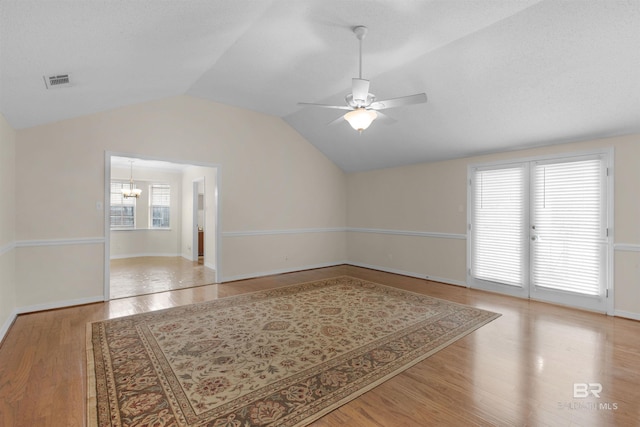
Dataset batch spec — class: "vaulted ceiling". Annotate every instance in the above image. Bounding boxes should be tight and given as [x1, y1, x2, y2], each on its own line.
[1, 1, 639, 172]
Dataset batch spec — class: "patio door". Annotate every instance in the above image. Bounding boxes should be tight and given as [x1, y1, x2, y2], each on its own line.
[468, 152, 610, 312]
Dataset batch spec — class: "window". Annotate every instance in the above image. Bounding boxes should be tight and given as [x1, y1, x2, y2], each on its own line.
[110, 181, 135, 228]
[150, 184, 171, 228]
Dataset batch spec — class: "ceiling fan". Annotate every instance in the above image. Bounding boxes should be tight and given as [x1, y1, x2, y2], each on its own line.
[298, 26, 427, 133]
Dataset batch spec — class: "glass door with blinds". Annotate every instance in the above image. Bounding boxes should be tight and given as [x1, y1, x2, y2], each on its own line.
[470, 164, 529, 298]
[468, 152, 611, 312]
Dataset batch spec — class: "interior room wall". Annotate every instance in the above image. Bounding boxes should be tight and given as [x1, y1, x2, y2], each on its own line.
[347, 133, 640, 319]
[0, 114, 17, 341]
[3, 93, 637, 323]
[110, 166, 182, 258]
[14, 95, 347, 310]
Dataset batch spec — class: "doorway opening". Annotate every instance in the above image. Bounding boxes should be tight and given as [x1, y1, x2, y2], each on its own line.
[104, 152, 221, 300]
[193, 178, 205, 263]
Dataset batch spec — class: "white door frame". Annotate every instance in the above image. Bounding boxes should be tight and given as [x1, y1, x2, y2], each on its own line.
[104, 151, 222, 300]
[192, 178, 204, 262]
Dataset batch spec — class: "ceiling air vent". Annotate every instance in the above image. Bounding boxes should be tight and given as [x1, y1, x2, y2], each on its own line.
[43, 74, 72, 89]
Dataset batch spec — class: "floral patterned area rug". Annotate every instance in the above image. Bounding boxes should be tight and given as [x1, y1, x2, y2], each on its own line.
[87, 276, 500, 426]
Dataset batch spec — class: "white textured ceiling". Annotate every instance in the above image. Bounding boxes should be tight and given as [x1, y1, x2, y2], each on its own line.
[1, 0, 639, 172]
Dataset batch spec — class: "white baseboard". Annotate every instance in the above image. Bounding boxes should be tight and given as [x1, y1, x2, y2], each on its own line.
[0, 308, 19, 344]
[16, 295, 105, 315]
[223, 261, 467, 287]
[3, 295, 104, 343]
[346, 261, 467, 287]
[614, 309, 640, 321]
[110, 253, 181, 260]
[221, 261, 347, 283]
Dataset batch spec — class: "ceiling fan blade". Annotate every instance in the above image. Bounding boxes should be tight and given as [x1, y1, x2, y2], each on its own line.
[351, 78, 370, 103]
[369, 93, 427, 110]
[298, 102, 353, 111]
[327, 114, 346, 126]
[373, 110, 397, 124]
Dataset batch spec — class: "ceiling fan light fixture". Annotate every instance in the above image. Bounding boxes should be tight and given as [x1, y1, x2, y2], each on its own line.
[344, 108, 377, 132]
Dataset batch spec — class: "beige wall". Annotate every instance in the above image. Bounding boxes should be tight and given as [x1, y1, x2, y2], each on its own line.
[14, 95, 347, 309]
[0, 114, 17, 339]
[347, 134, 640, 318]
[110, 166, 183, 258]
[6, 94, 637, 321]
[222, 231, 347, 280]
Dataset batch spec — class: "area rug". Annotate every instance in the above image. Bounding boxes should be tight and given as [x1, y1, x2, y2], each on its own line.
[87, 276, 500, 426]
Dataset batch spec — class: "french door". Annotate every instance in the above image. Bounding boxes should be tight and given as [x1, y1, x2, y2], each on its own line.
[468, 152, 611, 312]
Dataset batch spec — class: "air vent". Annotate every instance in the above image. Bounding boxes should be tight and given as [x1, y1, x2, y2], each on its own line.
[43, 74, 72, 89]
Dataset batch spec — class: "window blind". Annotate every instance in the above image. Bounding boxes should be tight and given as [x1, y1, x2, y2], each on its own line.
[151, 184, 170, 228]
[110, 181, 135, 206]
[110, 181, 135, 228]
[531, 158, 604, 296]
[472, 166, 525, 287]
[151, 184, 170, 207]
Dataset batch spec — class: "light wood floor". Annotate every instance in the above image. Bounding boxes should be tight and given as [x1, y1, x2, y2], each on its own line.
[109, 256, 216, 299]
[1, 265, 638, 426]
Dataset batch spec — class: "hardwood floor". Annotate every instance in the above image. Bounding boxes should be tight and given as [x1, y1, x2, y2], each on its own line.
[1, 265, 638, 426]
[109, 256, 216, 299]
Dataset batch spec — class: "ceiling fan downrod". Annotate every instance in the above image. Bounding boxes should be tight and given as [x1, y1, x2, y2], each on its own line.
[353, 26, 368, 79]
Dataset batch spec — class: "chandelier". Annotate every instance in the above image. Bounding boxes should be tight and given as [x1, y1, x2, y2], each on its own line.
[121, 161, 142, 198]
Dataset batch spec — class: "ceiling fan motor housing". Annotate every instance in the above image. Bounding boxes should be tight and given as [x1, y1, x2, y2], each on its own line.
[346, 92, 376, 108]
[353, 26, 368, 40]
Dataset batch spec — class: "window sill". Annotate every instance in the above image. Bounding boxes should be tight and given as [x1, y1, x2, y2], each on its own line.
[111, 228, 173, 232]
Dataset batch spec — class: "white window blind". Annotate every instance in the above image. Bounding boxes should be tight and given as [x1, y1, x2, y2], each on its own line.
[472, 166, 525, 287]
[150, 184, 170, 228]
[110, 181, 135, 228]
[531, 158, 604, 296]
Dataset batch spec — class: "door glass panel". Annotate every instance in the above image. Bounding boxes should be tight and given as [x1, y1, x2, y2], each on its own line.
[531, 158, 604, 296]
[472, 166, 525, 287]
